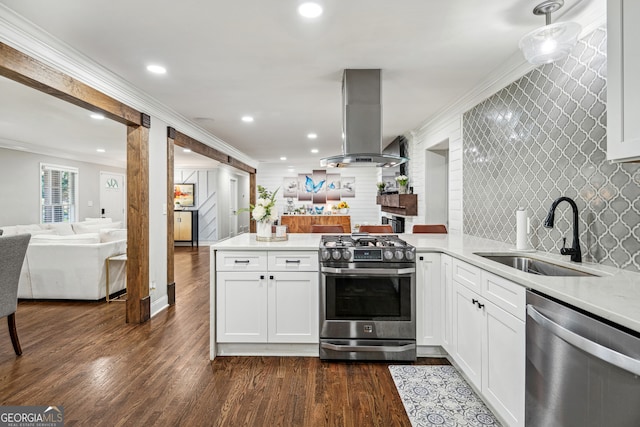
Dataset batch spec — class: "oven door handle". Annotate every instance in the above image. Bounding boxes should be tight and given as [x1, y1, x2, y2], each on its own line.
[320, 267, 415, 275]
[321, 342, 416, 353]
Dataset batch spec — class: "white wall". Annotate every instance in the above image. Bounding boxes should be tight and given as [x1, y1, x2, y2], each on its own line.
[257, 161, 381, 231]
[148, 118, 168, 317]
[408, 115, 463, 233]
[0, 147, 125, 226]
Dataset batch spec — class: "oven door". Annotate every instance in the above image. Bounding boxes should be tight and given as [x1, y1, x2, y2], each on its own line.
[320, 266, 415, 335]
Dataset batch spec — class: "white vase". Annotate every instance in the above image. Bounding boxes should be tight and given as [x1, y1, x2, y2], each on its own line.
[399, 184, 408, 194]
[340, 208, 349, 214]
[256, 221, 272, 239]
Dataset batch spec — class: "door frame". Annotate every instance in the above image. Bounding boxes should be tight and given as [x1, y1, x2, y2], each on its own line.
[0, 41, 151, 323]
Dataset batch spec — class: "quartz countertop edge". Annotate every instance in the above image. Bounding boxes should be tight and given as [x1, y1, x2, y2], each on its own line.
[211, 233, 640, 334]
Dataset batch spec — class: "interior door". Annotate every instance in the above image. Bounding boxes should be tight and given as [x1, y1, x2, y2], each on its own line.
[229, 178, 238, 237]
[100, 172, 126, 223]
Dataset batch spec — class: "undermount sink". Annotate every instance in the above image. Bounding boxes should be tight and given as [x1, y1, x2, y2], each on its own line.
[474, 253, 599, 277]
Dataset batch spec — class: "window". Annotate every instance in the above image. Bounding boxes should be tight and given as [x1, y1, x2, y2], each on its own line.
[40, 163, 79, 223]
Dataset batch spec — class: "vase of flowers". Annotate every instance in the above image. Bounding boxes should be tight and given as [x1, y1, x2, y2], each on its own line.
[239, 185, 279, 239]
[376, 181, 386, 195]
[395, 175, 409, 194]
[337, 201, 349, 214]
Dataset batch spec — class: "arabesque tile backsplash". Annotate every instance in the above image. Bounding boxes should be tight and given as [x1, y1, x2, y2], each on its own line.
[463, 28, 640, 273]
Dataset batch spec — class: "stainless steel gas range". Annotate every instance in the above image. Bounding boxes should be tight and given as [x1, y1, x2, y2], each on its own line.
[319, 234, 417, 361]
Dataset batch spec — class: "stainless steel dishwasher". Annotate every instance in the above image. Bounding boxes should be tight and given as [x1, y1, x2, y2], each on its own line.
[526, 290, 640, 427]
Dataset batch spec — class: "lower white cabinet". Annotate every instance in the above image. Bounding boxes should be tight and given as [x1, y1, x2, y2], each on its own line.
[268, 271, 318, 343]
[453, 282, 483, 388]
[451, 258, 525, 427]
[440, 254, 453, 353]
[416, 253, 441, 346]
[216, 250, 319, 344]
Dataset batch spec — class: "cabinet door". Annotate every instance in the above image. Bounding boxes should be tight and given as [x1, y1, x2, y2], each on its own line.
[453, 281, 483, 389]
[440, 254, 453, 353]
[216, 271, 268, 342]
[174, 211, 192, 241]
[268, 271, 319, 343]
[482, 301, 525, 427]
[608, 0, 640, 161]
[416, 253, 441, 346]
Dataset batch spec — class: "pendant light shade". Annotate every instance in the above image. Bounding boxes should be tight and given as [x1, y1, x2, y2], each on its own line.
[519, 0, 582, 65]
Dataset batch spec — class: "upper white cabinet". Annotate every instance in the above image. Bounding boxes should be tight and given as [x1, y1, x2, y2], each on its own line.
[416, 253, 441, 346]
[607, 0, 640, 161]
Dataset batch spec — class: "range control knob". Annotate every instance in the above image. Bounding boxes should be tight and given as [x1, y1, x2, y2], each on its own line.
[321, 249, 331, 261]
[405, 250, 415, 261]
[395, 250, 404, 260]
[342, 250, 352, 261]
[383, 249, 394, 261]
[332, 250, 342, 260]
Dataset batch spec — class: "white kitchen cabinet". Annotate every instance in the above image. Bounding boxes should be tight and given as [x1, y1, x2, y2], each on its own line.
[607, 0, 640, 161]
[216, 250, 318, 344]
[451, 259, 525, 427]
[453, 281, 483, 389]
[217, 271, 268, 342]
[482, 298, 525, 427]
[416, 253, 441, 346]
[440, 254, 453, 353]
[268, 271, 318, 343]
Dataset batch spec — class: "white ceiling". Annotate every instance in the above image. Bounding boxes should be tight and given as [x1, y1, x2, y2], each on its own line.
[0, 0, 603, 167]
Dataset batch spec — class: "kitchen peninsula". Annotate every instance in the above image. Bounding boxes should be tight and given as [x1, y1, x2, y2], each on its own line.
[279, 214, 351, 233]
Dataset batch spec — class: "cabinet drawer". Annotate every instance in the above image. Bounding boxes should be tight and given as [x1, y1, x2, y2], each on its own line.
[452, 258, 482, 293]
[482, 271, 526, 321]
[268, 251, 318, 271]
[216, 251, 267, 271]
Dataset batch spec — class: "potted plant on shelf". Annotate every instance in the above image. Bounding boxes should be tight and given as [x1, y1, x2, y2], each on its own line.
[376, 181, 386, 195]
[337, 201, 349, 214]
[395, 175, 409, 194]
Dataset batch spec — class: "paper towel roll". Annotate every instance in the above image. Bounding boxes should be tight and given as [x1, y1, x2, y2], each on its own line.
[516, 208, 529, 250]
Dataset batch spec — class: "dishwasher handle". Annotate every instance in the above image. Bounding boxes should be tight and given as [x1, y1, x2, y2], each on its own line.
[527, 304, 640, 376]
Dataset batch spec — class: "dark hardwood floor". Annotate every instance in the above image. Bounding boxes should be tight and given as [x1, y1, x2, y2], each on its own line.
[0, 246, 448, 426]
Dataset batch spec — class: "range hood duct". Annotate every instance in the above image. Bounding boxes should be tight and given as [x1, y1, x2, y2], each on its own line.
[320, 69, 408, 168]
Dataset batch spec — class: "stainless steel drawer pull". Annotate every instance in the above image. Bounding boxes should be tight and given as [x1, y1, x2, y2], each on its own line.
[321, 342, 416, 353]
[234, 260, 250, 264]
[285, 259, 301, 263]
[527, 305, 640, 376]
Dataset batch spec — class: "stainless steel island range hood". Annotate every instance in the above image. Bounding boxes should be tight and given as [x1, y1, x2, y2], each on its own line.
[320, 69, 408, 168]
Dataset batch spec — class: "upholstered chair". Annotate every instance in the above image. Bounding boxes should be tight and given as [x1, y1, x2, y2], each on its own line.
[412, 224, 448, 233]
[0, 233, 31, 355]
[358, 225, 393, 233]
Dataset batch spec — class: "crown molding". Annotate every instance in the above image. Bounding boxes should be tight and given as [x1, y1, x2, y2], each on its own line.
[0, 5, 258, 169]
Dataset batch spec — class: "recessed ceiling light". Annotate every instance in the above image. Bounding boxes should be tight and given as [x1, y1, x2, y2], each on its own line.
[280, 156, 287, 161]
[183, 149, 192, 153]
[298, 2, 323, 18]
[311, 149, 319, 154]
[96, 148, 106, 153]
[241, 116, 254, 123]
[307, 133, 318, 139]
[90, 113, 105, 120]
[146, 64, 167, 74]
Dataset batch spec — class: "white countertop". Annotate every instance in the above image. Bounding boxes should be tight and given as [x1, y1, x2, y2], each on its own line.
[211, 233, 640, 334]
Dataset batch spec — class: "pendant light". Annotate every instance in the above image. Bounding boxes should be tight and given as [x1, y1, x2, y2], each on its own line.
[519, 0, 582, 65]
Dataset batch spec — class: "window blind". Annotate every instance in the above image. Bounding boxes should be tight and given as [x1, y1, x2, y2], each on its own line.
[41, 164, 78, 223]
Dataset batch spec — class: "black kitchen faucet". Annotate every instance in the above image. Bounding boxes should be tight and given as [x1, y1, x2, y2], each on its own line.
[543, 196, 582, 263]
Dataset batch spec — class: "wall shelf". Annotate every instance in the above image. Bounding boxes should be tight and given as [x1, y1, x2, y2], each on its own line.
[376, 194, 418, 216]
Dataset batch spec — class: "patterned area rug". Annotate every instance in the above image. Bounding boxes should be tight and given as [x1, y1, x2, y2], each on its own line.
[389, 365, 502, 427]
